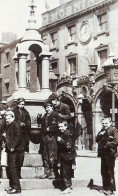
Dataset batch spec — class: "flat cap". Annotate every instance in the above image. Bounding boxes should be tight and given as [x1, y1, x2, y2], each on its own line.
[48, 93, 59, 101]
[1, 100, 7, 104]
[17, 97, 25, 104]
[44, 99, 52, 108]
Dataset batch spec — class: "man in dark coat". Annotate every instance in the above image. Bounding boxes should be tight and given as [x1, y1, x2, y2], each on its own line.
[13, 98, 31, 153]
[57, 119, 77, 194]
[48, 93, 71, 121]
[40, 100, 60, 179]
[5, 111, 25, 194]
[96, 116, 118, 195]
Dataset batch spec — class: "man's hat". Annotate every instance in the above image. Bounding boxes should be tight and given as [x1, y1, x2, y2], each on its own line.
[1, 100, 7, 104]
[44, 99, 52, 108]
[48, 93, 59, 101]
[17, 97, 25, 104]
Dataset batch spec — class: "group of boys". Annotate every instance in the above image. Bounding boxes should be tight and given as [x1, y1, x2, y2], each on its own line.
[0, 94, 118, 195]
[39, 93, 77, 194]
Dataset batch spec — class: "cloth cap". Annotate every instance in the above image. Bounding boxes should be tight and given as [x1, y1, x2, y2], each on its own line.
[17, 98, 25, 104]
[1, 100, 7, 104]
[44, 99, 52, 108]
[5, 111, 15, 118]
[48, 93, 59, 101]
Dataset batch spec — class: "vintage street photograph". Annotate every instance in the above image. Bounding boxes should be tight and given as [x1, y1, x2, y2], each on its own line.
[0, 0, 118, 195]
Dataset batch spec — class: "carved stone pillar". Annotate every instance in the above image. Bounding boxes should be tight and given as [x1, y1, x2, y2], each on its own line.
[39, 52, 52, 90]
[13, 55, 19, 91]
[18, 53, 29, 90]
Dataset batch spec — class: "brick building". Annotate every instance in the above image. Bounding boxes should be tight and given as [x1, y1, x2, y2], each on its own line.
[0, 0, 118, 151]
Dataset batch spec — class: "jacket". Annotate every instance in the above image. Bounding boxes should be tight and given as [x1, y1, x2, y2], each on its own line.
[96, 126, 118, 157]
[13, 107, 31, 131]
[55, 102, 71, 121]
[6, 120, 25, 152]
[42, 111, 60, 136]
[58, 128, 77, 161]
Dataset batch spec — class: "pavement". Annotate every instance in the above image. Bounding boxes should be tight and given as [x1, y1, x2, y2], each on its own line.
[0, 156, 118, 196]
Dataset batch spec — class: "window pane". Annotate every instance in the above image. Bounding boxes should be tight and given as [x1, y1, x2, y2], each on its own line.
[68, 58, 76, 75]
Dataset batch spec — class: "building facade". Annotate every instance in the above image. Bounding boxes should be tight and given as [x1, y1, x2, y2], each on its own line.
[40, 0, 118, 150]
[0, 0, 118, 151]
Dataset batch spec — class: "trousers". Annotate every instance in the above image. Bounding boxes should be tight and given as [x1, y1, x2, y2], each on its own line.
[42, 135, 57, 176]
[7, 151, 24, 190]
[101, 156, 116, 192]
[61, 159, 73, 189]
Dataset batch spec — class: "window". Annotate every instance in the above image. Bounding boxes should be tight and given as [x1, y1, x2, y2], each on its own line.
[95, 45, 108, 70]
[68, 25, 76, 41]
[94, 8, 109, 39]
[66, 56, 77, 76]
[50, 62, 58, 74]
[50, 32, 58, 47]
[6, 52, 10, 64]
[26, 70, 30, 89]
[98, 13, 107, 31]
[98, 49, 108, 66]
[5, 82, 9, 95]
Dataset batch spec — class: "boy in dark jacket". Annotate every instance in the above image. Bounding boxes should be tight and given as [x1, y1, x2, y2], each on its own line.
[57, 119, 76, 194]
[13, 98, 31, 153]
[39, 100, 60, 179]
[5, 111, 25, 194]
[96, 116, 118, 195]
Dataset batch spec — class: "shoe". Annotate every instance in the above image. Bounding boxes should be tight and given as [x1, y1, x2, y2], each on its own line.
[48, 174, 56, 179]
[39, 174, 49, 179]
[99, 189, 105, 193]
[104, 190, 113, 195]
[7, 189, 21, 194]
[5, 187, 12, 191]
[60, 187, 72, 194]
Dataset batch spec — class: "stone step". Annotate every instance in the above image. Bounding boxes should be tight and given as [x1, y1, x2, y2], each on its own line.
[0, 178, 89, 190]
[2, 166, 44, 179]
[23, 153, 43, 167]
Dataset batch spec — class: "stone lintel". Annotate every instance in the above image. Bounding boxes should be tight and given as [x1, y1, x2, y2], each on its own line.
[17, 51, 30, 58]
[39, 52, 52, 58]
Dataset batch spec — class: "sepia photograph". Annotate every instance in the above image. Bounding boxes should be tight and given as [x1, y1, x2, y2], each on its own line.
[0, 0, 118, 195]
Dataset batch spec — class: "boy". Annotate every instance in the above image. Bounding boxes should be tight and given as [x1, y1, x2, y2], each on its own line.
[57, 119, 76, 194]
[5, 111, 25, 194]
[96, 116, 118, 195]
[39, 100, 60, 179]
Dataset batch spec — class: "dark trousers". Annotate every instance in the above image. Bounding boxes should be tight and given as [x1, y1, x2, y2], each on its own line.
[7, 151, 24, 190]
[61, 159, 73, 189]
[43, 135, 57, 176]
[101, 156, 116, 192]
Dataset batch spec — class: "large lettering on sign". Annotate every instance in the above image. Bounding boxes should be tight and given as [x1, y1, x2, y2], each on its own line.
[42, 0, 110, 26]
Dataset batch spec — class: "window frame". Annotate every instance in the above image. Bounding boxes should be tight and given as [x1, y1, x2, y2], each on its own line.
[95, 45, 109, 71]
[66, 54, 78, 76]
[94, 7, 109, 39]
[49, 28, 59, 51]
[65, 21, 78, 48]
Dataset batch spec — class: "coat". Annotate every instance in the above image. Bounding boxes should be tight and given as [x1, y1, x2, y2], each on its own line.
[96, 126, 118, 157]
[13, 107, 31, 131]
[42, 111, 60, 137]
[54, 102, 71, 121]
[58, 128, 77, 161]
[6, 120, 25, 152]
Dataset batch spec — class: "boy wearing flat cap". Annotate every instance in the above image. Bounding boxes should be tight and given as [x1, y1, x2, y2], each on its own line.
[39, 100, 60, 179]
[96, 116, 118, 195]
[13, 98, 31, 154]
[48, 93, 71, 121]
